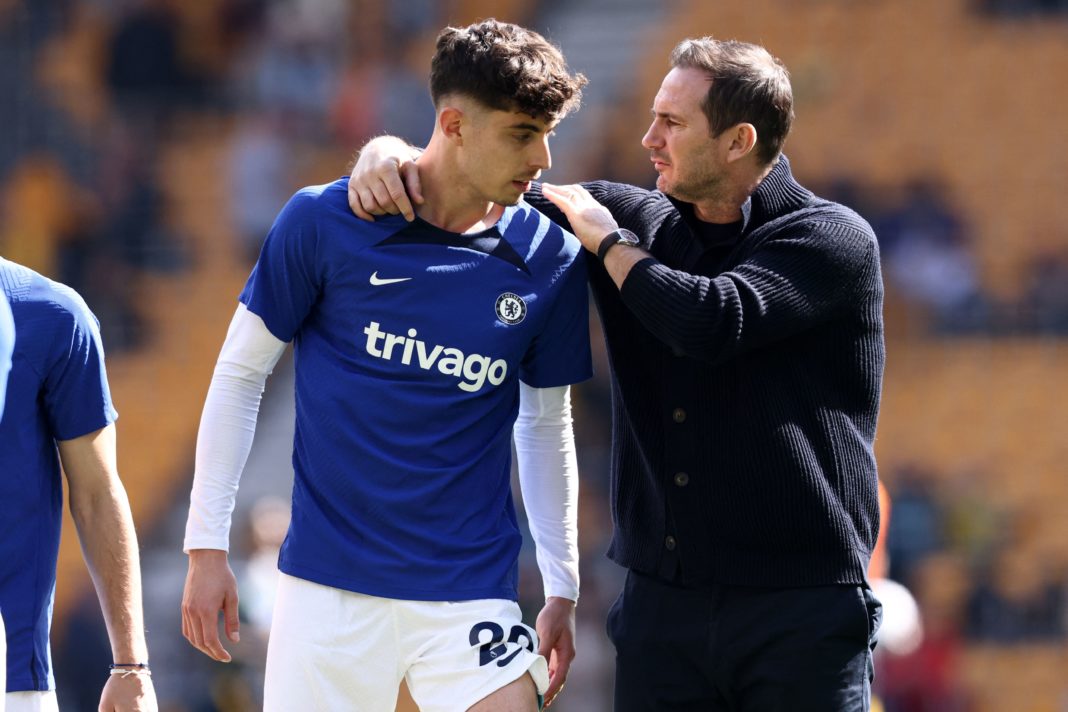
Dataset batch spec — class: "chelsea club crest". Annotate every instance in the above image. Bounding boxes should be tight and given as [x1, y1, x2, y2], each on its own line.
[495, 292, 526, 325]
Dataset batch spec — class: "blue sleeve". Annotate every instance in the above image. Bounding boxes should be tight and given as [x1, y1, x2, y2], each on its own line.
[239, 188, 326, 342]
[44, 292, 118, 441]
[0, 293, 13, 419]
[519, 245, 593, 388]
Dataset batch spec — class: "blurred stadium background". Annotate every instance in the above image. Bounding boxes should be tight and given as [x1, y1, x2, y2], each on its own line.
[3, 0, 1067, 709]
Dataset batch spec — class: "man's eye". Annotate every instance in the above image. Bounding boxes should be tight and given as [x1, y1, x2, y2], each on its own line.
[514, 134, 532, 143]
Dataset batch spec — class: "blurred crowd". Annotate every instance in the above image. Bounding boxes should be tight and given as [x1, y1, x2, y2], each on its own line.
[1, 1, 1066, 711]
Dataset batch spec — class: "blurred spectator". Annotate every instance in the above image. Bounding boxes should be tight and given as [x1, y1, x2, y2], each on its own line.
[887, 465, 945, 587]
[879, 554, 974, 712]
[375, 40, 435, 147]
[228, 111, 294, 263]
[1020, 248, 1068, 333]
[965, 549, 1067, 642]
[106, 0, 203, 124]
[234, 0, 347, 134]
[879, 179, 989, 333]
[940, 468, 1004, 568]
[975, 0, 1068, 16]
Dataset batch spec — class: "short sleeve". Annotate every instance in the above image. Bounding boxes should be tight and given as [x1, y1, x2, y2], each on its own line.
[44, 292, 118, 441]
[239, 189, 325, 342]
[520, 247, 593, 388]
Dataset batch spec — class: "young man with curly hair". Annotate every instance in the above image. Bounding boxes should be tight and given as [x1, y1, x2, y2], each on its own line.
[181, 20, 589, 712]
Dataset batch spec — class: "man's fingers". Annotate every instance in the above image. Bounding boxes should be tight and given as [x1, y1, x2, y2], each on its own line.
[197, 609, 231, 662]
[183, 596, 231, 662]
[544, 651, 573, 707]
[401, 162, 424, 207]
[348, 183, 376, 222]
[358, 187, 388, 217]
[382, 171, 416, 221]
[223, 589, 241, 643]
[540, 184, 569, 210]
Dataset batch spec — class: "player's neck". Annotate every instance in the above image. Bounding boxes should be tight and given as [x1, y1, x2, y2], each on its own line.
[415, 149, 504, 234]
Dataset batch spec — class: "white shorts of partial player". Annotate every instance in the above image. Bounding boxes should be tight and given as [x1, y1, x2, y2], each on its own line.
[264, 573, 549, 711]
[3, 692, 58, 712]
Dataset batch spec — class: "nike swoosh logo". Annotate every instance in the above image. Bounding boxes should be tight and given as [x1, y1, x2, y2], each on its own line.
[369, 271, 413, 286]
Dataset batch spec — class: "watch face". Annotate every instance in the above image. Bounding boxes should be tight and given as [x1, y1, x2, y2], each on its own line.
[599, 229, 640, 260]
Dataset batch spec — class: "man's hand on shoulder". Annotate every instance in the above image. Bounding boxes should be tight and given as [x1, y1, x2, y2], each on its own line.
[535, 596, 577, 708]
[181, 549, 240, 663]
[540, 183, 619, 253]
[348, 136, 424, 221]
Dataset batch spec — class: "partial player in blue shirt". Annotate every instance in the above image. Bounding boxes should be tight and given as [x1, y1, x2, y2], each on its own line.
[0, 290, 12, 419]
[181, 19, 589, 712]
[0, 258, 156, 711]
[0, 289, 11, 703]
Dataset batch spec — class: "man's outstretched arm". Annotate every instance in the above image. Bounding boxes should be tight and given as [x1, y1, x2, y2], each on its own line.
[60, 424, 157, 712]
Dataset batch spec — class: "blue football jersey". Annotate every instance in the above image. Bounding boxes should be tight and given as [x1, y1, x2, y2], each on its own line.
[240, 178, 592, 601]
[0, 290, 12, 419]
[0, 258, 117, 692]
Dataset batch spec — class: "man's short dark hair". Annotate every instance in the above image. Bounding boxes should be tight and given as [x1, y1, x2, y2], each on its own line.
[670, 38, 794, 165]
[430, 19, 586, 121]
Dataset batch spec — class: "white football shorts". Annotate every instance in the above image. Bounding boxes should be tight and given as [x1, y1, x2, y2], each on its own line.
[3, 692, 58, 712]
[263, 573, 549, 712]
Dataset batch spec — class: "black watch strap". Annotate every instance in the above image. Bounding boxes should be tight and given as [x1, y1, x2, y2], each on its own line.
[597, 229, 641, 261]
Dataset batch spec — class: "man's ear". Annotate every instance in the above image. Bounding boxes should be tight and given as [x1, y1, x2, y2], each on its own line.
[725, 123, 758, 163]
[439, 106, 465, 145]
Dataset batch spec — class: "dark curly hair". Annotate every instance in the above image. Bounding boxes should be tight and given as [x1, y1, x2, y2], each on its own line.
[430, 19, 586, 121]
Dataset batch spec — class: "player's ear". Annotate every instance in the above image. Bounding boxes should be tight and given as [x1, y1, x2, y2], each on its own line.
[439, 106, 465, 145]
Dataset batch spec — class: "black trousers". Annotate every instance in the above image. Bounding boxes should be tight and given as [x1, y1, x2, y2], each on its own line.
[608, 569, 882, 712]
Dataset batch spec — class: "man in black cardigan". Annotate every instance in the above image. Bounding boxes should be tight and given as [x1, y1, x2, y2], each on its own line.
[349, 36, 884, 712]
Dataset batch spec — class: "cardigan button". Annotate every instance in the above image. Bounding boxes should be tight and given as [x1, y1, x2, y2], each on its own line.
[672, 408, 686, 423]
[674, 472, 689, 487]
[664, 535, 677, 551]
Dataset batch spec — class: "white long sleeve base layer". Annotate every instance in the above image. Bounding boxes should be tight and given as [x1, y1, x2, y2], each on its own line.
[183, 304, 580, 601]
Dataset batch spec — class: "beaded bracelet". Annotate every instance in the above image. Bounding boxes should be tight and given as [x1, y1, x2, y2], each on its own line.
[109, 663, 151, 677]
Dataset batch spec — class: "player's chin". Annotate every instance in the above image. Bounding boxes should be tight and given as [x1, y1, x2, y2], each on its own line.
[496, 190, 524, 206]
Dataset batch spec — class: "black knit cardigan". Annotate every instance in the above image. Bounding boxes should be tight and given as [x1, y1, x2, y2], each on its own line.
[528, 156, 885, 587]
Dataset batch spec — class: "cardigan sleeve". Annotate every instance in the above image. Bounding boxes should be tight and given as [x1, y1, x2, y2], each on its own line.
[619, 216, 881, 365]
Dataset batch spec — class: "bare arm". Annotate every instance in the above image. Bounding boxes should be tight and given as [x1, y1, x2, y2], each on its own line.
[60, 424, 157, 712]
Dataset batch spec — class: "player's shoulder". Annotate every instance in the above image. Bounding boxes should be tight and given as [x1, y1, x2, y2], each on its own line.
[278, 178, 412, 245]
[504, 200, 583, 263]
[0, 259, 96, 328]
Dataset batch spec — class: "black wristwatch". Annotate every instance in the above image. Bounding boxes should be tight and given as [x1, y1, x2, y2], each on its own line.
[597, 228, 641, 261]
